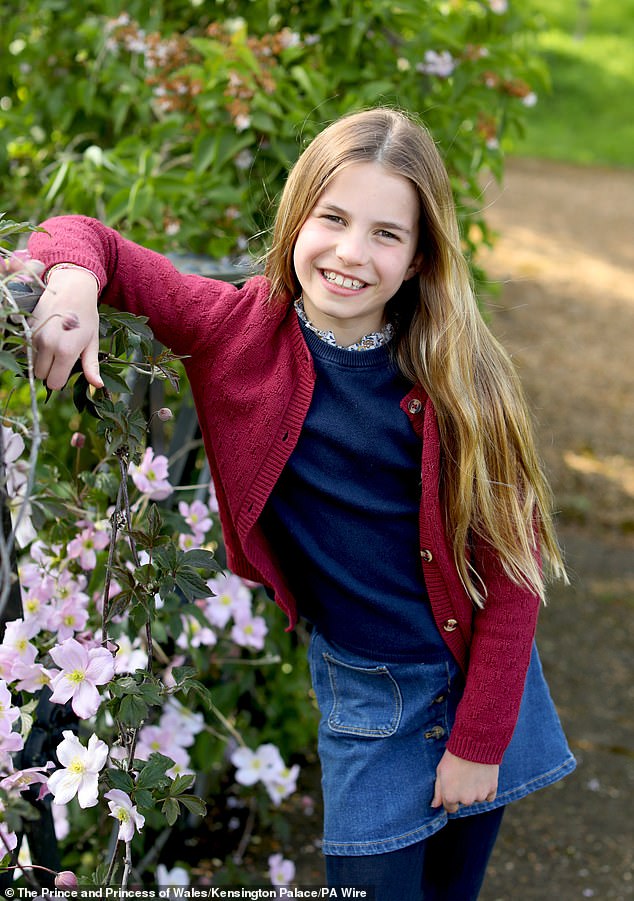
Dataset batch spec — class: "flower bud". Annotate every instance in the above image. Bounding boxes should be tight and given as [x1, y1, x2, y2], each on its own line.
[55, 871, 78, 888]
[61, 311, 81, 331]
[157, 407, 173, 421]
[71, 432, 86, 448]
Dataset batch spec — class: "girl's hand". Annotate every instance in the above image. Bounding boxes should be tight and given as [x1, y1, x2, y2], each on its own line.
[431, 749, 499, 814]
[31, 268, 103, 391]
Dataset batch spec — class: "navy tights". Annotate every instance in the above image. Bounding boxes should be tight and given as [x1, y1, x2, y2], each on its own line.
[325, 806, 505, 901]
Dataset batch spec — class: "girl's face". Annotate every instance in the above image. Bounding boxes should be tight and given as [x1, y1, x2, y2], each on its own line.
[293, 161, 421, 346]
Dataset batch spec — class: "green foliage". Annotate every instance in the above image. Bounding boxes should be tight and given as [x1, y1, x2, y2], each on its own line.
[0, 0, 543, 264]
[511, 0, 634, 166]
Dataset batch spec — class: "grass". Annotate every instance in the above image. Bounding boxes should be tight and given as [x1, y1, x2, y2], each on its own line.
[508, 0, 634, 167]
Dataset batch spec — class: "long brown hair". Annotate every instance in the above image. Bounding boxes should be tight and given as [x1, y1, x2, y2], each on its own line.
[265, 107, 566, 605]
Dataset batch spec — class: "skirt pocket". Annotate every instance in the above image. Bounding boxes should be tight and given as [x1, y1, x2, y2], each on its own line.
[323, 651, 403, 738]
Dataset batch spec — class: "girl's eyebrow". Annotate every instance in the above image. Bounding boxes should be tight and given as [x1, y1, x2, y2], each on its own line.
[316, 202, 413, 235]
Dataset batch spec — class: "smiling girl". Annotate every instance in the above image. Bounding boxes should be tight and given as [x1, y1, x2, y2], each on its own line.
[28, 107, 575, 900]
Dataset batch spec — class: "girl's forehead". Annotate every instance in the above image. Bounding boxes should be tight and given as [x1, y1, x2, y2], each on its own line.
[316, 161, 420, 219]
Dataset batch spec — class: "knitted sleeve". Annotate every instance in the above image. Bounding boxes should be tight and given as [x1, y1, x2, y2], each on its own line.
[28, 215, 265, 360]
[445, 539, 541, 764]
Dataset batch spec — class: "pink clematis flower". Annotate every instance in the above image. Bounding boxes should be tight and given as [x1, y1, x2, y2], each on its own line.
[231, 612, 267, 651]
[0, 762, 54, 794]
[160, 698, 204, 747]
[204, 572, 252, 628]
[0, 618, 38, 680]
[178, 500, 212, 542]
[268, 853, 295, 887]
[0, 799, 18, 853]
[130, 448, 173, 500]
[176, 613, 217, 649]
[49, 638, 115, 719]
[51, 596, 90, 641]
[11, 660, 54, 693]
[67, 523, 110, 571]
[0, 679, 20, 736]
[21, 588, 56, 634]
[265, 762, 301, 806]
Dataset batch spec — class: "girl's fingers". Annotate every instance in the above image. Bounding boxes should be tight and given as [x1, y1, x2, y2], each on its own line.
[430, 780, 443, 809]
[81, 339, 103, 388]
[32, 346, 52, 384]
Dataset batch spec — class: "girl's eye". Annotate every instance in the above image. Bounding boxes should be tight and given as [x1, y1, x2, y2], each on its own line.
[377, 230, 399, 241]
[322, 214, 345, 225]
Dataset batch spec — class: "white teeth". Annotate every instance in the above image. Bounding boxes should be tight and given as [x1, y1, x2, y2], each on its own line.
[323, 270, 365, 290]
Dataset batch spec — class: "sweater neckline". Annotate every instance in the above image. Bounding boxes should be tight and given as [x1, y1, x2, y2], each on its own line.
[298, 317, 393, 369]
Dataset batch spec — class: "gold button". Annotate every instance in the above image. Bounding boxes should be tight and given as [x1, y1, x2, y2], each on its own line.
[443, 618, 459, 632]
[408, 398, 422, 414]
[424, 725, 446, 740]
[420, 549, 433, 562]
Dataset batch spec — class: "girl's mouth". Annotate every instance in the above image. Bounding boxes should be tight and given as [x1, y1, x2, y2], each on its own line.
[321, 270, 367, 290]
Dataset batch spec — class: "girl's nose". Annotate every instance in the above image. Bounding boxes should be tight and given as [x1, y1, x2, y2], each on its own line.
[335, 230, 368, 266]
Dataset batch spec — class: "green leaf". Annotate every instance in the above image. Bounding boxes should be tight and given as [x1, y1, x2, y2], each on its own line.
[0, 350, 25, 375]
[133, 788, 154, 811]
[106, 768, 135, 793]
[173, 570, 211, 601]
[182, 548, 220, 573]
[162, 797, 181, 826]
[178, 794, 207, 818]
[118, 694, 148, 726]
[170, 773, 196, 795]
[136, 753, 173, 790]
[99, 364, 131, 395]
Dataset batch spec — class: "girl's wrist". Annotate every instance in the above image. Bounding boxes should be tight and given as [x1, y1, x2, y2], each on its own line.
[45, 262, 101, 293]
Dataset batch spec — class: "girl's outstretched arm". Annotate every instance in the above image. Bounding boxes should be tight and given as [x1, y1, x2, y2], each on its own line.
[431, 750, 499, 814]
[30, 267, 102, 390]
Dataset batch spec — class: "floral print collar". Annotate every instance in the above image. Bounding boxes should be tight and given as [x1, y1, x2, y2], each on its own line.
[294, 298, 394, 351]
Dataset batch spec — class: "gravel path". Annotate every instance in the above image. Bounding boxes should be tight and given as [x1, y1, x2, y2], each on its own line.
[479, 158, 634, 900]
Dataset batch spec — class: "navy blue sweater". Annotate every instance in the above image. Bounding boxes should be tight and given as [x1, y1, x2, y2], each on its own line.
[260, 321, 448, 662]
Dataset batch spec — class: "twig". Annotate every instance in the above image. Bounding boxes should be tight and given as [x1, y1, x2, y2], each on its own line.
[121, 841, 132, 888]
[233, 797, 257, 865]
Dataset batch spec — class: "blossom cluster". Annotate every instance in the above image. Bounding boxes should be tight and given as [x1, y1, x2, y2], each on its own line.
[103, 14, 313, 134]
[0, 437, 299, 880]
[180, 571, 268, 653]
[133, 697, 204, 780]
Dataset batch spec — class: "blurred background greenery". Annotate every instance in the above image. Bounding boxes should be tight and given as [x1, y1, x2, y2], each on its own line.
[513, 0, 634, 167]
[0, 0, 546, 263]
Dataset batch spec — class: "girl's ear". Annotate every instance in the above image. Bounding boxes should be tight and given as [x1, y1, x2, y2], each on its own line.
[404, 252, 424, 281]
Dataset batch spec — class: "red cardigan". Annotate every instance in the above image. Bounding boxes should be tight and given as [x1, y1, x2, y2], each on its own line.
[30, 216, 541, 765]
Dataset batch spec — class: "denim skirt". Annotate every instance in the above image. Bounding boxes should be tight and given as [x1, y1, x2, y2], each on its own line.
[308, 628, 576, 856]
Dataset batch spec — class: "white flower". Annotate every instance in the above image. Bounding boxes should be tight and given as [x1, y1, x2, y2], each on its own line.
[231, 743, 284, 787]
[156, 865, 190, 888]
[234, 113, 251, 133]
[48, 731, 108, 808]
[264, 763, 301, 806]
[417, 50, 456, 78]
[268, 853, 295, 886]
[104, 789, 145, 842]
